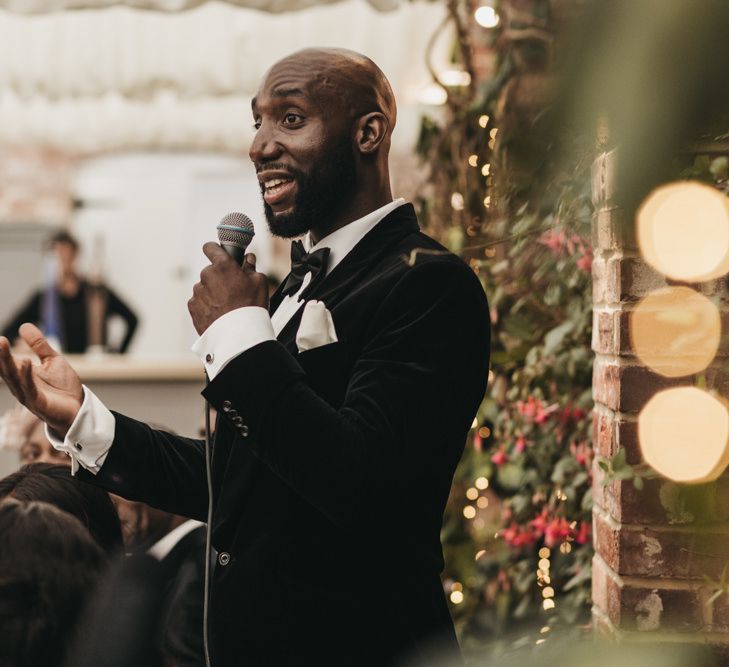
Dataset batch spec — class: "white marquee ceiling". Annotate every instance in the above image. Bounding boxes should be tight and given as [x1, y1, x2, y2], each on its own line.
[0, 0, 398, 13]
[0, 1, 450, 153]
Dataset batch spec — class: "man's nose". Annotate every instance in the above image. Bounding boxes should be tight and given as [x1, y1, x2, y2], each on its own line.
[249, 124, 282, 163]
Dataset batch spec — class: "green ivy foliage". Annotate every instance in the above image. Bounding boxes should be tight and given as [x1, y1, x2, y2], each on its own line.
[414, 0, 596, 657]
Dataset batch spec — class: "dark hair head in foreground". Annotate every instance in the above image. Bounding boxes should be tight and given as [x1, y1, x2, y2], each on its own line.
[0, 499, 106, 667]
[0, 463, 123, 555]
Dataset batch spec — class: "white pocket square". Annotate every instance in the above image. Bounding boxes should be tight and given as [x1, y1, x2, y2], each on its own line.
[296, 300, 338, 353]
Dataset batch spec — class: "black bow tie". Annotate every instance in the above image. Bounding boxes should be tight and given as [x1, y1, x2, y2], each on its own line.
[281, 240, 330, 299]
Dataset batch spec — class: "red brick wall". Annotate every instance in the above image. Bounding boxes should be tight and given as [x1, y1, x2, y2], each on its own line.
[591, 149, 729, 653]
[0, 148, 72, 225]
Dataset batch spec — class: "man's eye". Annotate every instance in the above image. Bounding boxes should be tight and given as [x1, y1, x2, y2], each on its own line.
[253, 120, 262, 130]
[283, 113, 302, 125]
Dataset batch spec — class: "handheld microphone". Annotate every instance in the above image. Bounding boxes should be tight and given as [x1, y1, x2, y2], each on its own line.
[217, 212, 255, 265]
[203, 211, 255, 667]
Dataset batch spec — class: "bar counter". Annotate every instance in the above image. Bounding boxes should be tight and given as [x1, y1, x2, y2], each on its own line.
[0, 354, 206, 476]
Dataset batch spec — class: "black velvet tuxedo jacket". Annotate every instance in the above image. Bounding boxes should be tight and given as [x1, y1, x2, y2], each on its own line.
[83, 204, 491, 666]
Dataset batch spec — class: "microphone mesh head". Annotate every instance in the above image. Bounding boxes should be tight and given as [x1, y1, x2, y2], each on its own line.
[217, 212, 255, 252]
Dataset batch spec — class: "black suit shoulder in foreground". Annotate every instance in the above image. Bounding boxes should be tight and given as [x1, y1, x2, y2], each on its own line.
[82, 204, 491, 666]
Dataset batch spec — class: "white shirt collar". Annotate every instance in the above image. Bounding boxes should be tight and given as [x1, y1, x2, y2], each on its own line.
[303, 198, 406, 274]
[147, 519, 204, 561]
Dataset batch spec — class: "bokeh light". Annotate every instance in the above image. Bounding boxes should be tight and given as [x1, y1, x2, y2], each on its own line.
[474, 5, 500, 28]
[639, 387, 729, 483]
[637, 181, 729, 282]
[630, 286, 721, 377]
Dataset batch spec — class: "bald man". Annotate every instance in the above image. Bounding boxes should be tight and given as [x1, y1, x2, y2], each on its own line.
[0, 49, 490, 666]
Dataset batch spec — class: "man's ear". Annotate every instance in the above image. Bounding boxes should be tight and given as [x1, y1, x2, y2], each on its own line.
[354, 112, 389, 155]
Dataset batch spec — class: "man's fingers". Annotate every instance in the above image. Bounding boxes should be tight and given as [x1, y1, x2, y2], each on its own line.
[18, 359, 39, 405]
[0, 338, 26, 403]
[203, 242, 232, 264]
[19, 323, 58, 362]
[243, 253, 257, 272]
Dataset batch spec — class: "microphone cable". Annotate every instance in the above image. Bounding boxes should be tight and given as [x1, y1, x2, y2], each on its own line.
[203, 376, 213, 667]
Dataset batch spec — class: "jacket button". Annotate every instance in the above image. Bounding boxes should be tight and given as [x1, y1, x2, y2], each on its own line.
[233, 416, 243, 425]
[239, 425, 249, 438]
[222, 400, 232, 412]
[218, 551, 231, 566]
[74, 443, 83, 451]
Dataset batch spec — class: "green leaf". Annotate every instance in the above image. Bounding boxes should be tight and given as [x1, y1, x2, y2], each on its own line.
[543, 321, 574, 355]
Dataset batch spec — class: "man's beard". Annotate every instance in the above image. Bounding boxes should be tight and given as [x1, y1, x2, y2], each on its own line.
[262, 139, 357, 239]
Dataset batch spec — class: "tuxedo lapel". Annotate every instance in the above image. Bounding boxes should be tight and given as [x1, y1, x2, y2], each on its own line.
[270, 203, 419, 353]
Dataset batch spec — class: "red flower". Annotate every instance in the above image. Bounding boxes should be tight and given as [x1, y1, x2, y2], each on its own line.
[473, 432, 483, 452]
[514, 435, 527, 453]
[544, 517, 571, 548]
[570, 441, 593, 468]
[531, 510, 549, 536]
[576, 251, 593, 273]
[575, 521, 592, 545]
[491, 448, 508, 466]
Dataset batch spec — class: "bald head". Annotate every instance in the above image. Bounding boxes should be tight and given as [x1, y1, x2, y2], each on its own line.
[250, 48, 397, 242]
[266, 48, 397, 137]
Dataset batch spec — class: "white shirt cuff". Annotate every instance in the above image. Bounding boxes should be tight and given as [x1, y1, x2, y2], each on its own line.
[45, 385, 115, 476]
[191, 306, 276, 380]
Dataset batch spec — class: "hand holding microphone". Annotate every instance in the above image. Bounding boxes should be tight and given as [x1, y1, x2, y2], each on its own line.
[187, 213, 267, 336]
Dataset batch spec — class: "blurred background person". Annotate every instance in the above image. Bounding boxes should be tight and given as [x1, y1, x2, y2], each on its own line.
[112, 495, 205, 667]
[0, 462, 124, 556]
[0, 499, 106, 667]
[1, 231, 138, 354]
[0, 405, 71, 466]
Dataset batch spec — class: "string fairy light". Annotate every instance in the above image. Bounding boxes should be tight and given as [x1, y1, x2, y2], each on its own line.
[475, 476, 489, 490]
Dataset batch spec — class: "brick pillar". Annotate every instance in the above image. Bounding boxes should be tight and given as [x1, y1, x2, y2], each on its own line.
[590, 148, 729, 654]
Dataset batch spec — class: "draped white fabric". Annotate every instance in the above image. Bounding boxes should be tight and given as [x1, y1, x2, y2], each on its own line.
[0, 0, 398, 14]
[0, 1, 449, 153]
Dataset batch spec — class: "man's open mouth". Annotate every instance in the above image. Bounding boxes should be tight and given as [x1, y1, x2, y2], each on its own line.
[262, 176, 296, 207]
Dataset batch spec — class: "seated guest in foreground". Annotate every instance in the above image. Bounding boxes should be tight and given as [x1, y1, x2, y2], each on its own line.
[0, 463, 123, 555]
[0, 48, 491, 666]
[1, 231, 138, 354]
[113, 495, 205, 667]
[0, 499, 106, 667]
[0, 405, 71, 466]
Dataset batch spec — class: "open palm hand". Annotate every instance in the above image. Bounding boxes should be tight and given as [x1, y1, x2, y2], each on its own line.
[0, 323, 83, 438]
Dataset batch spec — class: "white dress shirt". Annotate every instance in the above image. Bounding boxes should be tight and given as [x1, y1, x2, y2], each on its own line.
[147, 519, 205, 561]
[48, 198, 406, 475]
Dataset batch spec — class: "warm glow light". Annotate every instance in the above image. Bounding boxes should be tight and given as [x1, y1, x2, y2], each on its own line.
[631, 286, 720, 377]
[475, 476, 489, 489]
[450, 590, 464, 604]
[637, 181, 729, 282]
[478, 114, 490, 128]
[560, 542, 572, 554]
[639, 387, 729, 483]
[543, 599, 555, 611]
[452, 582, 463, 592]
[481, 163, 491, 176]
[478, 426, 491, 438]
[468, 154, 479, 167]
[439, 70, 472, 87]
[542, 587, 555, 598]
[451, 192, 465, 211]
[475, 550, 487, 560]
[489, 128, 498, 139]
[475, 5, 500, 28]
[483, 196, 492, 208]
[477, 496, 489, 509]
[463, 505, 477, 519]
[466, 487, 479, 501]
[472, 417, 479, 429]
[419, 83, 448, 106]
[539, 547, 550, 559]
[538, 558, 550, 571]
